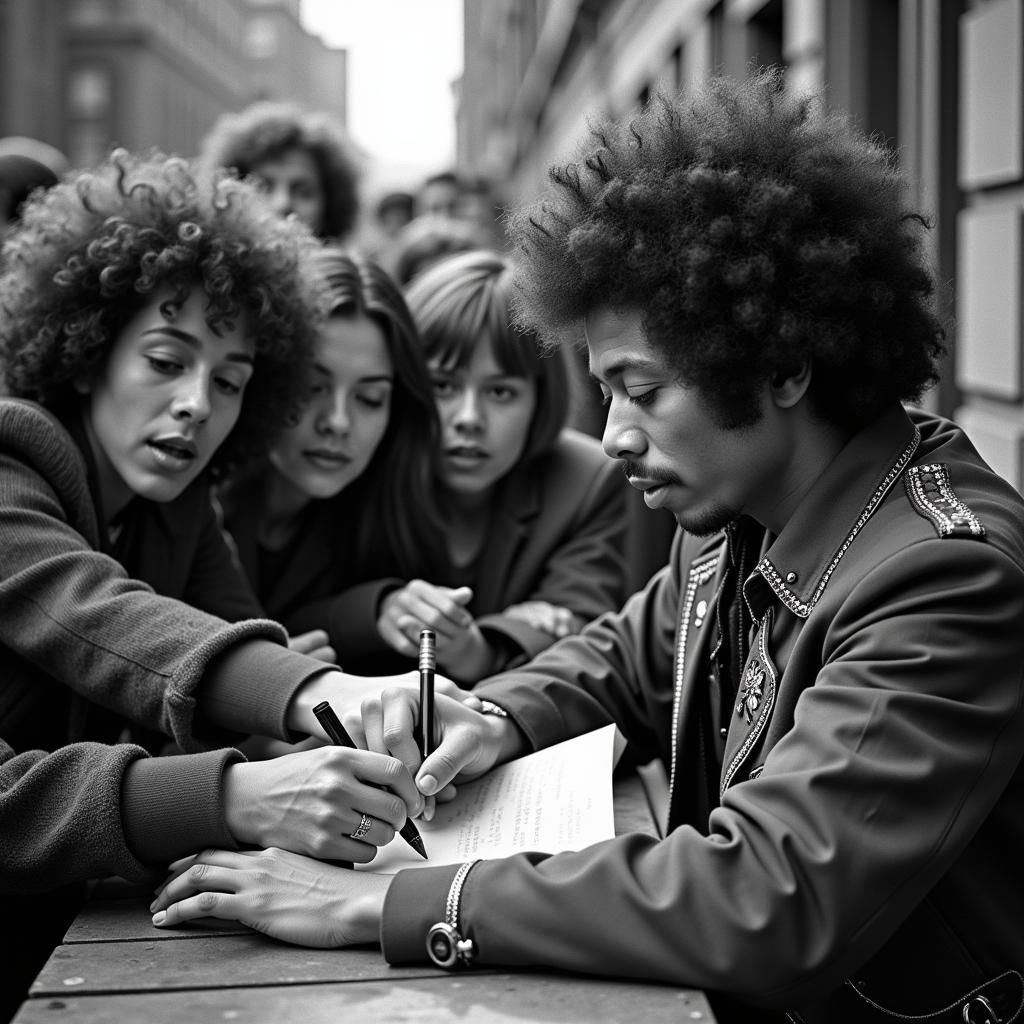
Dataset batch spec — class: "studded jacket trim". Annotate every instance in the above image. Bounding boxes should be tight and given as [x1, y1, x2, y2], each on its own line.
[905, 463, 987, 539]
[756, 427, 922, 618]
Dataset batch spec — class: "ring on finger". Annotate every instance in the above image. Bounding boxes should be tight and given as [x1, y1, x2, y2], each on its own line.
[349, 812, 372, 841]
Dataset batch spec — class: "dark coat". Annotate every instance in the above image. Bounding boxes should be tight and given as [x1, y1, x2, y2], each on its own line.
[382, 406, 1024, 1023]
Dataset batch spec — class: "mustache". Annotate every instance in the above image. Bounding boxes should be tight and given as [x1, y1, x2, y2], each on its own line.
[621, 460, 680, 486]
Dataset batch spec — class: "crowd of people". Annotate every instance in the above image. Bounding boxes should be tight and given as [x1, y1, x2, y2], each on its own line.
[1, 70, 1023, 1024]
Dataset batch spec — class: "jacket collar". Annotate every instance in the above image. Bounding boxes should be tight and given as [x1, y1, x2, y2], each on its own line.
[746, 404, 921, 619]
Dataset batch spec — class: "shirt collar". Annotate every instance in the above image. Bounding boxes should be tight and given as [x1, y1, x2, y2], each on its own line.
[746, 404, 921, 619]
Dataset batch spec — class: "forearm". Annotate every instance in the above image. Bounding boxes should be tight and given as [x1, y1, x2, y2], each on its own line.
[0, 742, 154, 891]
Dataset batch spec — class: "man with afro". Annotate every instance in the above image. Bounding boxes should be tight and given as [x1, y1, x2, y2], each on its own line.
[152, 73, 1024, 1024]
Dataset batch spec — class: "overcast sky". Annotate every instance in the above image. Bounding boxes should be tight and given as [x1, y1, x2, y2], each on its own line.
[300, 0, 464, 193]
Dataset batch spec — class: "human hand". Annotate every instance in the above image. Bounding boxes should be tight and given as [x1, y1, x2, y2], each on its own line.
[288, 628, 337, 664]
[503, 600, 581, 639]
[288, 669, 467, 742]
[150, 847, 390, 947]
[378, 581, 474, 657]
[358, 689, 526, 800]
[378, 582, 493, 681]
[223, 746, 423, 863]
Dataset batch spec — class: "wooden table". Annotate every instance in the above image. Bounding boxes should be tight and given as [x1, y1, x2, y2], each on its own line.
[13, 775, 717, 1024]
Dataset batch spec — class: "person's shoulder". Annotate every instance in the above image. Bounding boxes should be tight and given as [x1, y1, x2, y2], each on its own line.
[0, 397, 82, 479]
[544, 428, 614, 474]
[529, 429, 622, 503]
[897, 408, 1024, 564]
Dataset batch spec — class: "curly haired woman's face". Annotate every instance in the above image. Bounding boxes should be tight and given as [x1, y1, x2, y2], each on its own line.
[252, 149, 326, 236]
[79, 288, 254, 518]
[269, 314, 393, 503]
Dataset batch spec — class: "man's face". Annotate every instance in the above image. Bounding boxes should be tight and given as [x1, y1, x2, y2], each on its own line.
[586, 305, 787, 536]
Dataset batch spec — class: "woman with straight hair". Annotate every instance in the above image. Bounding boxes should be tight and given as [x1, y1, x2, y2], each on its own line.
[370, 249, 629, 683]
[218, 248, 449, 658]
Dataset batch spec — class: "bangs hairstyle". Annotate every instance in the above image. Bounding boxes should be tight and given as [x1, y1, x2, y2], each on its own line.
[508, 70, 945, 432]
[0, 148, 321, 475]
[403, 249, 568, 462]
[198, 101, 360, 240]
[309, 248, 446, 579]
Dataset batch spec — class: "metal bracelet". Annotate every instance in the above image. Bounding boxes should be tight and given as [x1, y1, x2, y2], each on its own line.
[426, 859, 481, 969]
[478, 700, 509, 718]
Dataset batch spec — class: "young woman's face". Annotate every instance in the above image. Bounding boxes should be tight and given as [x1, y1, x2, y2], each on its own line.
[83, 288, 254, 517]
[430, 340, 537, 501]
[269, 314, 393, 502]
[251, 148, 326, 235]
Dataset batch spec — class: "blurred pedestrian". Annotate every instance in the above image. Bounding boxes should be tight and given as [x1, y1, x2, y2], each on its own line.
[416, 169, 461, 219]
[198, 101, 360, 242]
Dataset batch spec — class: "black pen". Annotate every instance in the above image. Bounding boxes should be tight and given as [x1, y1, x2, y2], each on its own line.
[312, 699, 427, 860]
[417, 628, 436, 761]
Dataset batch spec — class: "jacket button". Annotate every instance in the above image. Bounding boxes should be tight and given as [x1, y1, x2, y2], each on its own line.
[785, 571, 798, 584]
[720, 727, 728, 739]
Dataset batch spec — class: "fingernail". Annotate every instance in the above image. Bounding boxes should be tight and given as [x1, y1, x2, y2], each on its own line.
[152, 911, 166, 925]
[423, 803, 434, 822]
[419, 774, 438, 795]
[148, 900, 157, 912]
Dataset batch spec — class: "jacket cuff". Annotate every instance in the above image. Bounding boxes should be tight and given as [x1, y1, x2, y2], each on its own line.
[381, 863, 462, 963]
[121, 748, 244, 865]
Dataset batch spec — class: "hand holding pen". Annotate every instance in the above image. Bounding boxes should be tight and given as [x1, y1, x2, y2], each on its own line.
[313, 700, 428, 860]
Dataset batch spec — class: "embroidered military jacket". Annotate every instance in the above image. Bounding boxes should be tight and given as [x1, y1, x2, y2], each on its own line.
[382, 405, 1024, 1022]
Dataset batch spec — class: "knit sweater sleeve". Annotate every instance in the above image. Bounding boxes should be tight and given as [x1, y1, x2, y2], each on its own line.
[0, 737, 246, 890]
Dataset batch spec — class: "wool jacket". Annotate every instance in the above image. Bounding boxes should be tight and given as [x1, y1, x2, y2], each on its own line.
[381, 406, 1024, 1023]
[222, 428, 629, 677]
[0, 398, 326, 870]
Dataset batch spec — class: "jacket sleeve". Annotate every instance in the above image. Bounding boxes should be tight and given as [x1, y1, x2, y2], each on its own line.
[284, 578, 405, 665]
[476, 454, 630, 663]
[0, 738, 241, 892]
[471, 530, 683, 765]
[0, 444, 322, 751]
[382, 538, 1024, 1008]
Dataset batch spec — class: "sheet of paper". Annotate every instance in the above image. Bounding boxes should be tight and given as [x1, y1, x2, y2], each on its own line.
[358, 723, 620, 874]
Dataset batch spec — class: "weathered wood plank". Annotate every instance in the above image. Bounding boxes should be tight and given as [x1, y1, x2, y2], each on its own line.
[16, 974, 716, 1024]
[29, 938, 443, 995]
[64, 897, 247, 943]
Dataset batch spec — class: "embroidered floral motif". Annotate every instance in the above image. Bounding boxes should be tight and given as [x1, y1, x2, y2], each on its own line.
[722, 609, 777, 793]
[736, 660, 765, 724]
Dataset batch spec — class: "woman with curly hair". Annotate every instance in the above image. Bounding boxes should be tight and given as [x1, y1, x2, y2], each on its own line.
[198, 100, 360, 242]
[367, 249, 628, 684]
[0, 151, 431, 1015]
[218, 248, 449, 665]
